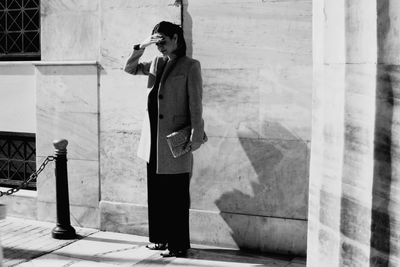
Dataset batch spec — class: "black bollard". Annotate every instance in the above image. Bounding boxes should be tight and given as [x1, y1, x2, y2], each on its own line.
[51, 139, 76, 239]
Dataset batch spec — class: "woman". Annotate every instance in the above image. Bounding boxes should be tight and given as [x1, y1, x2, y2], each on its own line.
[124, 21, 205, 257]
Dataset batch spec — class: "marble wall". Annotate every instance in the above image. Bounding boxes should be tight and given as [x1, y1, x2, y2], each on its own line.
[0, 64, 36, 133]
[183, 0, 312, 254]
[307, 0, 400, 266]
[98, 0, 182, 240]
[99, 0, 312, 255]
[1, 0, 312, 255]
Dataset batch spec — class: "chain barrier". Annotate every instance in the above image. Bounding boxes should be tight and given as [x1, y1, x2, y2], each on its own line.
[0, 156, 55, 197]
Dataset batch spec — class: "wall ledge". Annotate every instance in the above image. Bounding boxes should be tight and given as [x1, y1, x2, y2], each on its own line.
[33, 61, 99, 66]
[0, 61, 99, 66]
[0, 187, 37, 198]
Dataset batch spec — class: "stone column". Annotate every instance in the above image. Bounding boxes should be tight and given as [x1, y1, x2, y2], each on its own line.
[308, 0, 400, 266]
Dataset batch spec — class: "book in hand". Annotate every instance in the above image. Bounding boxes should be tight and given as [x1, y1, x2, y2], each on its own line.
[166, 126, 208, 158]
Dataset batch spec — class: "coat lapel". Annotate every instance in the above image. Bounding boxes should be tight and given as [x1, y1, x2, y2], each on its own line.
[156, 57, 168, 77]
[160, 56, 179, 85]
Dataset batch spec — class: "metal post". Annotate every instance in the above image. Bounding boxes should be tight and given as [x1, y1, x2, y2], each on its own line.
[51, 139, 76, 239]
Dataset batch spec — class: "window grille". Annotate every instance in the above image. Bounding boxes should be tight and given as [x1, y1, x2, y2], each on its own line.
[0, 0, 40, 61]
[0, 132, 36, 190]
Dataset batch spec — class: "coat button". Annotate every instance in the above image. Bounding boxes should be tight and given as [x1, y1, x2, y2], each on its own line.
[158, 94, 163, 99]
[159, 114, 164, 119]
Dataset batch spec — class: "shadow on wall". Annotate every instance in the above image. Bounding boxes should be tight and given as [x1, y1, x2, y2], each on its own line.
[368, 63, 394, 267]
[181, 0, 193, 58]
[214, 122, 309, 252]
[368, 1, 395, 263]
[179, 0, 308, 253]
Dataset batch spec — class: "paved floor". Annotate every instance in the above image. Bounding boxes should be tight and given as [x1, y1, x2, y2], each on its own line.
[0, 217, 306, 267]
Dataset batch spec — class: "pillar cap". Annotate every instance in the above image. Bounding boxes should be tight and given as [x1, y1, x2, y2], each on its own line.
[53, 139, 68, 150]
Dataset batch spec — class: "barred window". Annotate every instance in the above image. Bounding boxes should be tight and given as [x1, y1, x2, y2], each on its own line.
[0, 132, 36, 190]
[0, 0, 40, 61]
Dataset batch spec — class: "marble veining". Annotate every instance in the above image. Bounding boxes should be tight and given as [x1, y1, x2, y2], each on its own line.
[202, 67, 311, 141]
[184, 0, 312, 69]
[99, 70, 147, 133]
[192, 136, 308, 219]
[36, 109, 98, 160]
[36, 65, 98, 114]
[35, 64, 99, 160]
[41, 0, 100, 61]
[100, 131, 147, 204]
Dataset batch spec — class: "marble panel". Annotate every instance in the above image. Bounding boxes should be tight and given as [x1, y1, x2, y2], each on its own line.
[258, 65, 312, 141]
[184, 0, 312, 69]
[307, 62, 345, 263]
[35, 65, 98, 114]
[313, 227, 341, 266]
[36, 156, 99, 208]
[344, 63, 377, 98]
[190, 210, 307, 256]
[344, 1, 377, 64]
[376, 64, 400, 101]
[203, 67, 311, 141]
[100, 131, 146, 204]
[377, 0, 400, 65]
[38, 201, 100, 229]
[191, 136, 309, 220]
[36, 110, 98, 160]
[99, 70, 148, 133]
[312, 0, 324, 66]
[202, 69, 259, 139]
[100, 201, 306, 255]
[35, 64, 99, 160]
[0, 64, 36, 133]
[342, 64, 376, 206]
[320, 0, 346, 64]
[41, 0, 100, 61]
[0, 194, 37, 220]
[100, 201, 149, 237]
[100, 0, 181, 69]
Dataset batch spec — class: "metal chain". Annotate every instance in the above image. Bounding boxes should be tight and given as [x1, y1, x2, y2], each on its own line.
[0, 156, 55, 197]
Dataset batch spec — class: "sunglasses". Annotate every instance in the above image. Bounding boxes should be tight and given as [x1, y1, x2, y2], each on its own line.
[156, 40, 166, 46]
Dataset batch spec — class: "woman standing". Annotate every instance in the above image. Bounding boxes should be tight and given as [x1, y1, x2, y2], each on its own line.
[124, 21, 205, 257]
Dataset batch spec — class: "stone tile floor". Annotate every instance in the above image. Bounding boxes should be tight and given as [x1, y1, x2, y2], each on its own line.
[0, 217, 306, 267]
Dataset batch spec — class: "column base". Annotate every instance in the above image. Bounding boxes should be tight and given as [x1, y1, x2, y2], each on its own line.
[52, 224, 77, 239]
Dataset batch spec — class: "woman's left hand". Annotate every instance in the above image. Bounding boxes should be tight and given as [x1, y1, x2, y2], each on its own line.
[185, 141, 202, 152]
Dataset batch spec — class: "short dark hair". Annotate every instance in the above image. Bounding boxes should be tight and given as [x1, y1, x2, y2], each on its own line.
[152, 21, 186, 58]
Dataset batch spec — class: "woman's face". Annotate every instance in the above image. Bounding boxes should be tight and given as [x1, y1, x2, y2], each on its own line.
[155, 33, 178, 57]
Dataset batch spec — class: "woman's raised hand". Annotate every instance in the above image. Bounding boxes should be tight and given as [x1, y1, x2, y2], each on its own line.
[139, 34, 164, 49]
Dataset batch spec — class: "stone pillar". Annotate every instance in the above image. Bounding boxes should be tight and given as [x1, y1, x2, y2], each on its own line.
[35, 62, 100, 229]
[308, 0, 400, 266]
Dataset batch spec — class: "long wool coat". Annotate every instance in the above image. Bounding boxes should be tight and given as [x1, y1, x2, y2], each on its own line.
[124, 47, 204, 174]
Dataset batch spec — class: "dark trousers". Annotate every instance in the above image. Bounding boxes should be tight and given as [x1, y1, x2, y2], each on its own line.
[146, 157, 191, 251]
[146, 77, 190, 251]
